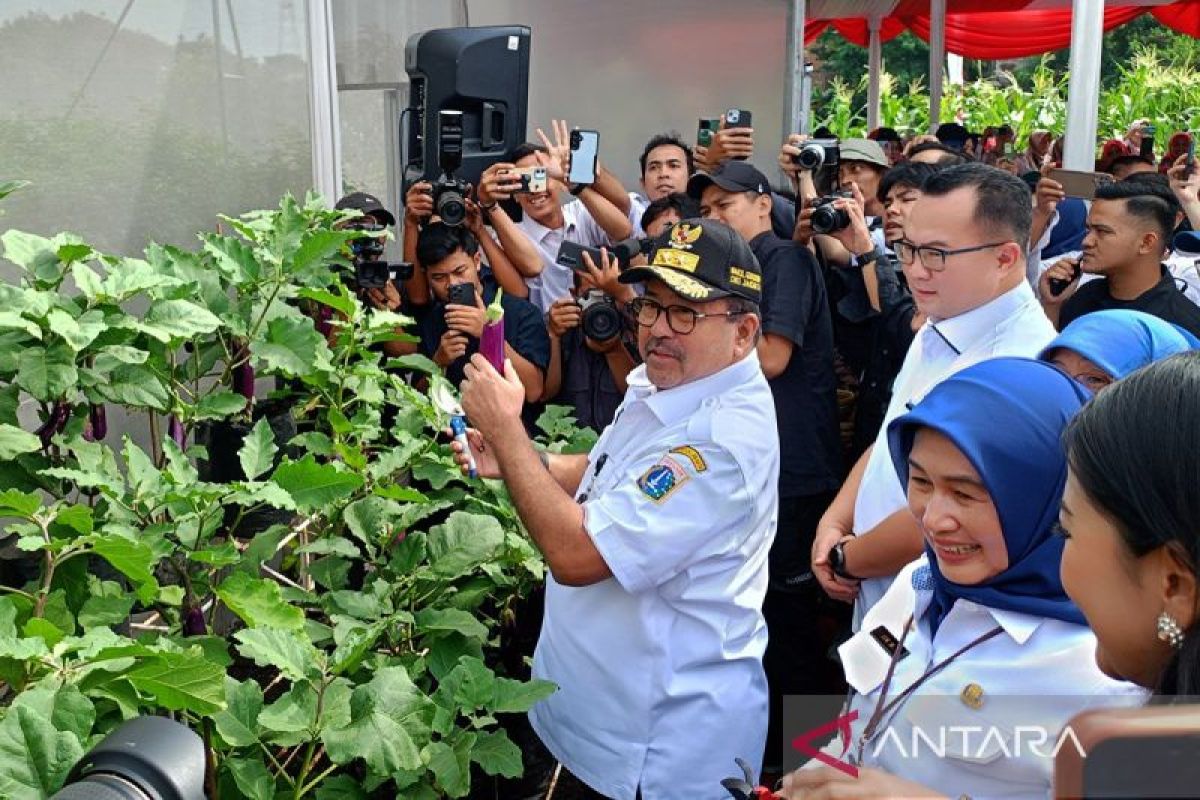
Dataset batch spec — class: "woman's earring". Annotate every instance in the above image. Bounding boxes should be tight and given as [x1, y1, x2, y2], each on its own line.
[1157, 611, 1185, 650]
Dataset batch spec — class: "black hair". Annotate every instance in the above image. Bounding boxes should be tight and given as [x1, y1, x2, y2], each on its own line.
[506, 142, 548, 163]
[870, 127, 901, 143]
[1106, 154, 1156, 175]
[906, 141, 970, 166]
[640, 192, 700, 234]
[1094, 179, 1178, 249]
[1063, 351, 1200, 696]
[920, 162, 1033, 246]
[935, 122, 970, 143]
[639, 132, 695, 177]
[877, 161, 942, 203]
[416, 222, 478, 269]
[812, 126, 835, 139]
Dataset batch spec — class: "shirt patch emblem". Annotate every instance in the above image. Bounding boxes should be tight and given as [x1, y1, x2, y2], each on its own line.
[669, 445, 707, 473]
[637, 455, 690, 503]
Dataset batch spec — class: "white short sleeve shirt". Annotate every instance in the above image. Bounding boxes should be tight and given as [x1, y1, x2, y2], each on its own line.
[516, 197, 612, 313]
[529, 352, 781, 800]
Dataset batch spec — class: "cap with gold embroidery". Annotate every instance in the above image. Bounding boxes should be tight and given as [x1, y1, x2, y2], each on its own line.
[619, 218, 762, 304]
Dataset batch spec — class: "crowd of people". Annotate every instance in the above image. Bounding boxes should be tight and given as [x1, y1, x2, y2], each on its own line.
[334, 113, 1200, 799]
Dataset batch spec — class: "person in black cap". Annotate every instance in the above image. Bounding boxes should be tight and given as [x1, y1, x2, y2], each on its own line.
[689, 160, 845, 774]
[333, 191, 415, 317]
[450, 218, 780, 798]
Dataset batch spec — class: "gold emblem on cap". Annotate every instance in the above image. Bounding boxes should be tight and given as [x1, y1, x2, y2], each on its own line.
[652, 248, 700, 273]
[670, 222, 703, 249]
[960, 683, 984, 710]
[652, 268, 712, 300]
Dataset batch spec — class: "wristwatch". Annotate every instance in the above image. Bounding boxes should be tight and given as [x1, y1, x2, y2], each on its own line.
[854, 247, 880, 266]
[568, 183, 588, 196]
[828, 539, 858, 581]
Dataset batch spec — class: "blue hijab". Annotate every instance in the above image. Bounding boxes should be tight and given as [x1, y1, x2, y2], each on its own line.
[1038, 309, 1200, 381]
[887, 358, 1091, 633]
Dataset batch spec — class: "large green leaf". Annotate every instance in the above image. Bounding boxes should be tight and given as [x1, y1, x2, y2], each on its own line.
[88, 533, 158, 602]
[1, 231, 59, 277]
[321, 666, 433, 775]
[238, 417, 278, 481]
[414, 607, 489, 642]
[212, 677, 264, 747]
[0, 705, 84, 799]
[77, 594, 134, 628]
[490, 675, 558, 714]
[425, 734, 475, 798]
[137, 299, 222, 343]
[193, 390, 248, 421]
[202, 233, 261, 283]
[216, 572, 306, 632]
[234, 627, 323, 682]
[225, 757, 275, 800]
[126, 650, 226, 715]
[0, 424, 41, 460]
[471, 729, 524, 778]
[16, 345, 77, 401]
[97, 364, 170, 411]
[271, 455, 363, 513]
[254, 316, 332, 377]
[0, 312, 41, 340]
[122, 436, 163, 499]
[45, 309, 105, 352]
[11, 685, 95, 746]
[314, 776, 368, 800]
[258, 682, 318, 736]
[342, 495, 403, 548]
[426, 512, 505, 579]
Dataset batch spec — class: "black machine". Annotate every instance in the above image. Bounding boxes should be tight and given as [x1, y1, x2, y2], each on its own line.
[794, 138, 840, 171]
[810, 190, 854, 235]
[51, 716, 205, 800]
[403, 25, 531, 193]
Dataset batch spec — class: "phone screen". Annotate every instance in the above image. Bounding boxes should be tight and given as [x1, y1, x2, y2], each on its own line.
[568, 130, 600, 185]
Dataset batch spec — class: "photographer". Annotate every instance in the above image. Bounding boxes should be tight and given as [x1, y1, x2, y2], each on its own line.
[415, 222, 549, 407]
[543, 249, 638, 432]
[694, 114, 796, 239]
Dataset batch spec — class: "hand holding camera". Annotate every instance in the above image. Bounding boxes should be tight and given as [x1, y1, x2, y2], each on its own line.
[547, 297, 583, 339]
[820, 183, 874, 255]
[579, 247, 634, 304]
[477, 162, 524, 205]
[445, 283, 487, 338]
[436, 329, 470, 366]
[366, 281, 402, 312]
[405, 180, 435, 223]
[1034, 163, 1066, 218]
[706, 111, 755, 164]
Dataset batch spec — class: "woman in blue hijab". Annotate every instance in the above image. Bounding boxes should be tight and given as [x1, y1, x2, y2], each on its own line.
[781, 358, 1143, 800]
[1039, 309, 1199, 392]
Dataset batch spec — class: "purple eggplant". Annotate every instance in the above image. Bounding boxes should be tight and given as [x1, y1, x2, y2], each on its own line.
[480, 289, 506, 373]
[35, 402, 71, 448]
[232, 358, 255, 401]
[167, 415, 186, 449]
[314, 305, 334, 339]
[182, 604, 207, 636]
[88, 403, 107, 441]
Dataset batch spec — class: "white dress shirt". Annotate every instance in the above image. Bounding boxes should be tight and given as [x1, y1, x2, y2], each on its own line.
[515, 197, 612, 312]
[530, 352, 780, 800]
[851, 282, 1057, 628]
[829, 557, 1146, 800]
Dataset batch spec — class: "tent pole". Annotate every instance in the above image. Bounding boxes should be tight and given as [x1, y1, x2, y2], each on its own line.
[928, 0, 946, 132]
[784, 0, 808, 142]
[867, 15, 883, 132]
[1064, 0, 1104, 170]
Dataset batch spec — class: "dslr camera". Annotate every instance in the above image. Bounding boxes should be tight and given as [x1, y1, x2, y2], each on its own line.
[578, 289, 623, 343]
[794, 138, 840, 171]
[430, 110, 470, 227]
[347, 224, 414, 289]
[810, 190, 854, 235]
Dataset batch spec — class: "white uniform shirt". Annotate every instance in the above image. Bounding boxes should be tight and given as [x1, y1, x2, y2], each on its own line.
[829, 557, 1146, 799]
[515, 197, 611, 313]
[529, 352, 781, 800]
[852, 282, 1056, 628]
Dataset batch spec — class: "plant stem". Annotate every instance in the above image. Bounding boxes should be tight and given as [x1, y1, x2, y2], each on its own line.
[0, 585, 35, 602]
[295, 763, 338, 797]
[33, 517, 55, 618]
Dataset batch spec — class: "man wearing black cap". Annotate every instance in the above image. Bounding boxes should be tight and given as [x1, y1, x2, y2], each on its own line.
[690, 160, 844, 772]
[452, 218, 779, 799]
[333, 191, 415, 315]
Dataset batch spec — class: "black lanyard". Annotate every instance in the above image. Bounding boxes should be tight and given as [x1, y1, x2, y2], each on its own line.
[856, 615, 1005, 764]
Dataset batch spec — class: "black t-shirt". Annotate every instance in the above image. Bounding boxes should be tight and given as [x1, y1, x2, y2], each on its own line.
[552, 327, 631, 434]
[750, 232, 843, 498]
[418, 273, 551, 387]
[1059, 265, 1200, 338]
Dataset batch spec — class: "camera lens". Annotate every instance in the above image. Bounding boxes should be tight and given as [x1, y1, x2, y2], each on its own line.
[51, 716, 206, 800]
[582, 302, 622, 342]
[811, 202, 850, 235]
[796, 143, 826, 171]
[437, 191, 466, 226]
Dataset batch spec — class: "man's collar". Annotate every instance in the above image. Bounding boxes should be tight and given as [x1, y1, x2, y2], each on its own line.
[520, 199, 570, 240]
[929, 281, 1035, 355]
[627, 351, 762, 425]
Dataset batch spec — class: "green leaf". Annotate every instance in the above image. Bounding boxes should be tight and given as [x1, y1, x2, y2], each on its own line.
[225, 757, 275, 800]
[234, 628, 322, 682]
[53, 504, 93, 535]
[216, 572, 306, 632]
[88, 533, 158, 603]
[70, 262, 104, 300]
[0, 489, 42, 518]
[438, 657, 497, 711]
[77, 594, 134, 628]
[271, 455, 363, 513]
[472, 729, 524, 778]
[11, 685, 95, 746]
[315, 776, 368, 800]
[1, 230, 59, 276]
[289, 431, 335, 457]
[46, 309, 105, 352]
[415, 607, 489, 642]
[202, 233, 261, 282]
[297, 287, 356, 317]
[0, 424, 41, 459]
[238, 418, 278, 481]
[92, 345, 148, 373]
[386, 353, 442, 375]
[187, 540, 242, 567]
[426, 512, 505, 579]
[226, 482, 298, 512]
[97, 364, 170, 411]
[212, 677, 263, 747]
[291, 229, 354, 277]
[122, 436, 162, 499]
[425, 734, 475, 798]
[0, 705, 84, 799]
[138, 299, 222, 343]
[126, 650, 226, 715]
[0, 312, 41, 340]
[342, 495, 403, 548]
[258, 682, 318, 735]
[102, 257, 177, 299]
[322, 666, 432, 775]
[254, 316, 332, 377]
[193, 390, 248, 421]
[16, 345, 77, 401]
[490, 676, 558, 714]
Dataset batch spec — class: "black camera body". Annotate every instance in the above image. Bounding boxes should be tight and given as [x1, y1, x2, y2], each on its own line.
[430, 109, 470, 227]
[810, 190, 853, 235]
[579, 289, 622, 343]
[794, 138, 840, 171]
[446, 282, 477, 309]
[347, 234, 413, 290]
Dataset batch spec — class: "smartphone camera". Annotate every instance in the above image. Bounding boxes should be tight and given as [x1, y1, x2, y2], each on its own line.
[725, 108, 751, 127]
[446, 282, 477, 310]
[794, 139, 840, 171]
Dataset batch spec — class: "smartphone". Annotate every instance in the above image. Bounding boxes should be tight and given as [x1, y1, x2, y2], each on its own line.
[509, 165, 547, 194]
[697, 117, 720, 147]
[446, 282, 477, 309]
[568, 129, 599, 186]
[1141, 124, 1156, 159]
[724, 108, 752, 129]
[1186, 137, 1196, 179]
[1002, 141, 1014, 157]
[1049, 168, 1114, 200]
[555, 240, 606, 273]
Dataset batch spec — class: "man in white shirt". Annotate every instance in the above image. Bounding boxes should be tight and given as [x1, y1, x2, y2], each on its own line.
[509, 138, 633, 312]
[455, 218, 779, 799]
[810, 163, 1057, 629]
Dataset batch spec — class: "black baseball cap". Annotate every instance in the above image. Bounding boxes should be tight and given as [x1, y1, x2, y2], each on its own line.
[334, 192, 396, 227]
[686, 160, 770, 200]
[619, 218, 762, 304]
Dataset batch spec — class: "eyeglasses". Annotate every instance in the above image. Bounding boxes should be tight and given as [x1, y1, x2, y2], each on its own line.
[626, 296, 748, 335]
[893, 240, 1009, 272]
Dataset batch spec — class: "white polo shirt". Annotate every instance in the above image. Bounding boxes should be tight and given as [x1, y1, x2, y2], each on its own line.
[516, 197, 611, 313]
[851, 282, 1056, 628]
[529, 351, 780, 800]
